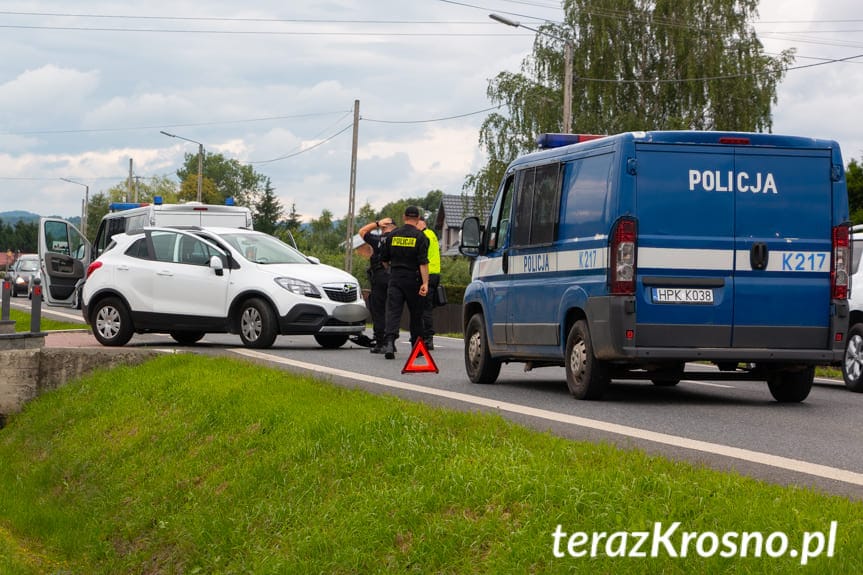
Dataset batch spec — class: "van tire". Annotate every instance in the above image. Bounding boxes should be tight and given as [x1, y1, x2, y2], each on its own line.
[842, 323, 863, 392]
[91, 297, 134, 347]
[314, 334, 350, 349]
[465, 313, 501, 384]
[170, 331, 205, 345]
[238, 298, 278, 349]
[766, 366, 814, 403]
[565, 320, 609, 400]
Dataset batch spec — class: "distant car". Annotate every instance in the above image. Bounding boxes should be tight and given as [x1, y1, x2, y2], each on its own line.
[80, 226, 369, 348]
[10, 254, 39, 297]
[842, 224, 863, 391]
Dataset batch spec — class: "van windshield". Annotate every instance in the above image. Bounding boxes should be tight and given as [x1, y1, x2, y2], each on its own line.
[216, 232, 310, 264]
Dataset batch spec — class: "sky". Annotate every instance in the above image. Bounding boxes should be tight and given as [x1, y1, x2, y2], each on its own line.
[0, 0, 861, 223]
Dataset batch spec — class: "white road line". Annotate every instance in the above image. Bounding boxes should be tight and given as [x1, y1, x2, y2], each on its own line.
[233, 348, 863, 488]
[685, 380, 735, 389]
[10, 302, 84, 323]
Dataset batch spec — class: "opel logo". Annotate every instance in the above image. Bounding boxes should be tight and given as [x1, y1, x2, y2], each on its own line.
[343, 284, 353, 293]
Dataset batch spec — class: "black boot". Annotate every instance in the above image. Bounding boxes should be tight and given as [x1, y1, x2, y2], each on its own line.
[424, 337, 434, 351]
[383, 338, 396, 360]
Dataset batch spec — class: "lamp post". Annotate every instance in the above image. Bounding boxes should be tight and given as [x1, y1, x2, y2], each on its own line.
[60, 178, 89, 237]
[160, 130, 204, 202]
[490, 13, 573, 134]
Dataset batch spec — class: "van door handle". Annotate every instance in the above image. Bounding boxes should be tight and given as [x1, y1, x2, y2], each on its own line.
[750, 242, 769, 270]
[502, 250, 509, 274]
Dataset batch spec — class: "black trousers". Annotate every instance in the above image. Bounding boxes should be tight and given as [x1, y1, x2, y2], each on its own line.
[422, 273, 441, 340]
[369, 270, 390, 343]
[385, 272, 424, 344]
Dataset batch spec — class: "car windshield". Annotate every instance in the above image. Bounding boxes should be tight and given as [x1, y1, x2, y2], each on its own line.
[216, 232, 310, 264]
[18, 260, 38, 272]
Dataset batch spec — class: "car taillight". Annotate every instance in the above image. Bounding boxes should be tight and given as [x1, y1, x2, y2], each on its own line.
[610, 217, 637, 295]
[832, 225, 850, 300]
[86, 261, 102, 279]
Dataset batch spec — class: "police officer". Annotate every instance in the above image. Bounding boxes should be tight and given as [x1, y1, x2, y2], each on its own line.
[380, 205, 430, 359]
[358, 216, 396, 353]
[417, 215, 441, 350]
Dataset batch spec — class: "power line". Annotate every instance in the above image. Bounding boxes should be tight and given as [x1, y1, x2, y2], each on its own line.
[247, 123, 354, 165]
[363, 105, 502, 124]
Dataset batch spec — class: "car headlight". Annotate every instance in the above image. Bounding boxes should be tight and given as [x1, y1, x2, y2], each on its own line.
[275, 277, 321, 298]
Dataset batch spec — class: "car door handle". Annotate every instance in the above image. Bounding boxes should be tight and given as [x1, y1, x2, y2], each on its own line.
[157, 270, 173, 276]
[116, 265, 129, 271]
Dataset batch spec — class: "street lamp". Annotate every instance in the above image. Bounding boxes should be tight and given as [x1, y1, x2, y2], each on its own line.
[160, 130, 204, 202]
[60, 178, 89, 236]
[490, 13, 573, 134]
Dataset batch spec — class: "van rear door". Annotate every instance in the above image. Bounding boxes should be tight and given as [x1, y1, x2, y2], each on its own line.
[731, 146, 834, 348]
[634, 141, 835, 350]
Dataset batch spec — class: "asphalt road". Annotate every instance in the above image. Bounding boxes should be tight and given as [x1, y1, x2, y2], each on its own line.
[15, 299, 863, 499]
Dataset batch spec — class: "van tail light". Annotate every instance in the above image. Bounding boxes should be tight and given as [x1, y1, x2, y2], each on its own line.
[832, 225, 850, 300]
[86, 261, 103, 280]
[610, 217, 637, 295]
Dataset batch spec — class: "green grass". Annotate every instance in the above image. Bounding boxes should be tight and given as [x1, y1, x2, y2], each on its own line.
[8, 308, 84, 332]
[0, 354, 860, 574]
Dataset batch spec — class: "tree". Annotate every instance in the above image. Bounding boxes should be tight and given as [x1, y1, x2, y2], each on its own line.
[466, 0, 795, 209]
[847, 158, 863, 223]
[176, 152, 265, 207]
[253, 178, 284, 235]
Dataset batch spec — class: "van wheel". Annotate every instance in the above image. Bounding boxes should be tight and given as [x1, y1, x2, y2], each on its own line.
[91, 297, 133, 347]
[842, 323, 863, 392]
[314, 334, 349, 349]
[170, 331, 205, 345]
[766, 366, 814, 403]
[565, 320, 609, 400]
[465, 313, 501, 384]
[651, 362, 684, 387]
[238, 298, 277, 349]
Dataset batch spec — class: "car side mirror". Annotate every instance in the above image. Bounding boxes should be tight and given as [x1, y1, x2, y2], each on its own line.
[209, 255, 224, 276]
[459, 216, 483, 257]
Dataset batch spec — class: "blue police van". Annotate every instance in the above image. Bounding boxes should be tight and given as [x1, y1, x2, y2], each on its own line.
[459, 131, 850, 402]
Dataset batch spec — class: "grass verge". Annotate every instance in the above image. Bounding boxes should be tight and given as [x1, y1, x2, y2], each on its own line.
[0, 354, 859, 574]
[9, 308, 84, 332]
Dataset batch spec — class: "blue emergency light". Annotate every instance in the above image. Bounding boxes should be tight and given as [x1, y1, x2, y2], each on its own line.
[536, 133, 607, 149]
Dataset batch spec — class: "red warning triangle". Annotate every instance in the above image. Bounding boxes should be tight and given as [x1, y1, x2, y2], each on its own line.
[402, 338, 439, 373]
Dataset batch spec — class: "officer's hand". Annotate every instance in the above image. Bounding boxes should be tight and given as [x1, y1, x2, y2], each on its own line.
[419, 283, 428, 296]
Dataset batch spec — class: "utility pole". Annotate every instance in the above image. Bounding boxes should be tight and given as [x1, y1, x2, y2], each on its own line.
[128, 158, 133, 202]
[345, 99, 360, 274]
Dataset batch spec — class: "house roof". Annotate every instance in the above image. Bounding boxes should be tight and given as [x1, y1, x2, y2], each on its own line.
[435, 194, 489, 229]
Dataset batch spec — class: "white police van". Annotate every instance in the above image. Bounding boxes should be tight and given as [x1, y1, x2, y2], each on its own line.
[460, 131, 850, 402]
[37, 198, 253, 308]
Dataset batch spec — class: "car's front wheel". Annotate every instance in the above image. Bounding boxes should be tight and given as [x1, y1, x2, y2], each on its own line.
[314, 334, 350, 349]
[238, 298, 277, 349]
[91, 297, 133, 347]
[842, 323, 863, 392]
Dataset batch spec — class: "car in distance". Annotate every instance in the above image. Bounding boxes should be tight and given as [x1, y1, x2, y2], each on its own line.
[10, 254, 39, 297]
[842, 224, 863, 391]
[81, 226, 369, 348]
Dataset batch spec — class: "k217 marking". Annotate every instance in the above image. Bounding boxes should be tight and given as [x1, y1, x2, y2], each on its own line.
[781, 252, 827, 272]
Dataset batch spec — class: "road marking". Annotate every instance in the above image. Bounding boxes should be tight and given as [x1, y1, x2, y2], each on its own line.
[232, 348, 863, 487]
[685, 380, 734, 389]
[10, 302, 84, 323]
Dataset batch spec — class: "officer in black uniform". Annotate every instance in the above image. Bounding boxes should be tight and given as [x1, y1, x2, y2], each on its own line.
[380, 205, 430, 359]
[358, 216, 396, 353]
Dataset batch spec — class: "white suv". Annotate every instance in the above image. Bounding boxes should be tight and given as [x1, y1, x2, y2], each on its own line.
[81, 226, 368, 348]
[843, 224, 863, 391]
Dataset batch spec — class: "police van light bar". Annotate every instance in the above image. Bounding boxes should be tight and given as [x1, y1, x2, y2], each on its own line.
[225, 197, 235, 206]
[154, 196, 163, 205]
[109, 202, 150, 212]
[536, 133, 606, 149]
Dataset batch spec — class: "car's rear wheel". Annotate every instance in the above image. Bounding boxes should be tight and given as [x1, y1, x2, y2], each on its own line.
[464, 312, 501, 384]
[91, 297, 133, 347]
[565, 320, 609, 400]
[238, 298, 277, 349]
[170, 331, 205, 345]
[766, 366, 814, 403]
[314, 334, 350, 349]
[842, 323, 863, 392]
